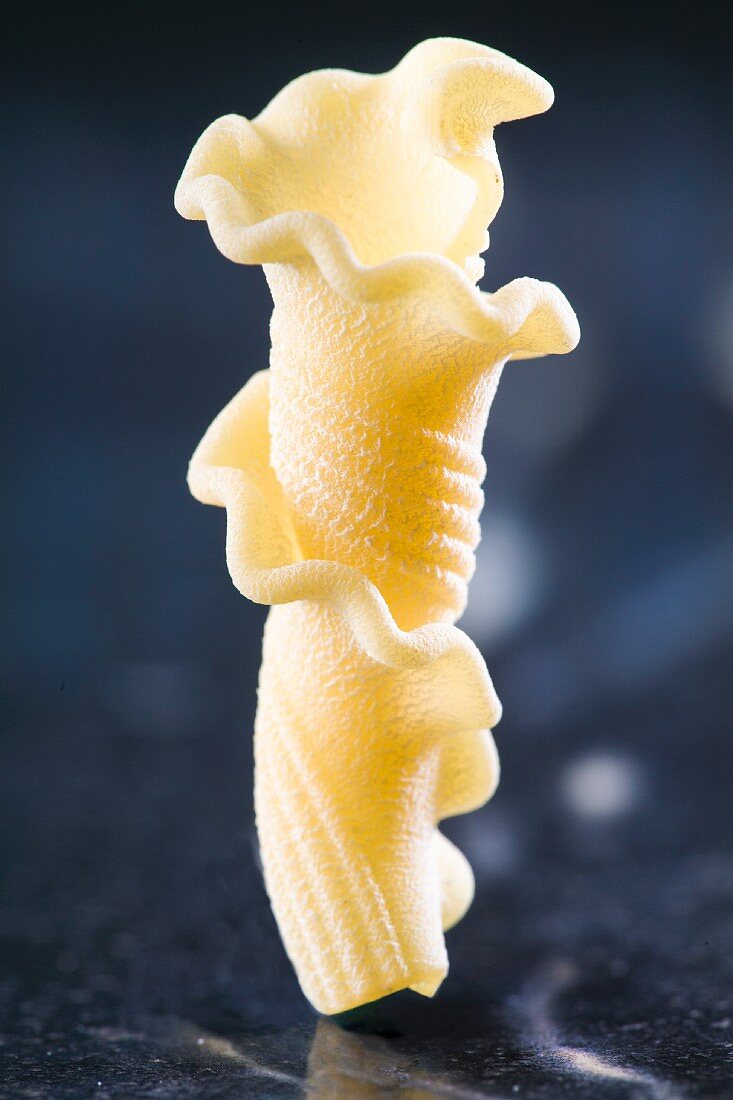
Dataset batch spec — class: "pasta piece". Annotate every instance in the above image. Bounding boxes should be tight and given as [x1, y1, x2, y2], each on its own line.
[178, 37, 579, 1015]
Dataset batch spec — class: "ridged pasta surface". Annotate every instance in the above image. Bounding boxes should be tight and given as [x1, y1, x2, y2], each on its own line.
[179, 37, 578, 1014]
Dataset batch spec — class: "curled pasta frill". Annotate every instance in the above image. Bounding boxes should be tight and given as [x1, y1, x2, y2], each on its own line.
[179, 37, 579, 1014]
[175, 37, 578, 345]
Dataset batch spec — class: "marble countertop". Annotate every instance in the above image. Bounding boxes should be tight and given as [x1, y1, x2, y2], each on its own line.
[2, 687, 731, 1097]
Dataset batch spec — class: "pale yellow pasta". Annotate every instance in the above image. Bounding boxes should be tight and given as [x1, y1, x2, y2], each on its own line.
[178, 37, 579, 1015]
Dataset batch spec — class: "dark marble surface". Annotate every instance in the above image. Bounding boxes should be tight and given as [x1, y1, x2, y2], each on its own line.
[2, 670, 732, 1098]
[2, 853, 731, 1098]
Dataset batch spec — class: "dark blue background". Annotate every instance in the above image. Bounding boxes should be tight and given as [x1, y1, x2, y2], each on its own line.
[2, 2, 732, 1095]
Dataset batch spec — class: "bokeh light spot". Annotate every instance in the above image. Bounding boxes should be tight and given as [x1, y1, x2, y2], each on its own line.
[562, 753, 642, 819]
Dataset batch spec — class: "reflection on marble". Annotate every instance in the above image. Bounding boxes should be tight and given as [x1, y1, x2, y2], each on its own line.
[516, 959, 682, 1098]
[181, 1023, 306, 1089]
[305, 1019, 495, 1099]
[158, 965, 694, 1099]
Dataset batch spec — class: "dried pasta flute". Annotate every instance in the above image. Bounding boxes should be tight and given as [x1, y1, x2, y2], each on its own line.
[176, 37, 579, 1015]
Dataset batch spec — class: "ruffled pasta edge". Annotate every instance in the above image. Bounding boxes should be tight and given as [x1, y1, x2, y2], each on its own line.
[176, 176, 579, 357]
[175, 38, 579, 358]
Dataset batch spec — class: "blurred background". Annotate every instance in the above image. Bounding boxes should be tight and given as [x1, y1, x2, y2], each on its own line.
[2, 1, 732, 1095]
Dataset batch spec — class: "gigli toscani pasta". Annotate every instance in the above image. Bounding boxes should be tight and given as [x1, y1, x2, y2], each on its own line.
[176, 37, 579, 1015]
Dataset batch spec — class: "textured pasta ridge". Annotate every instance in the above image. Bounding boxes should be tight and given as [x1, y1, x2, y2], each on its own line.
[189, 371, 501, 693]
[179, 37, 579, 1014]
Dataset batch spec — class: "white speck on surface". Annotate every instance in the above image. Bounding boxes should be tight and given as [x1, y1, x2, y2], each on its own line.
[555, 1046, 646, 1083]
